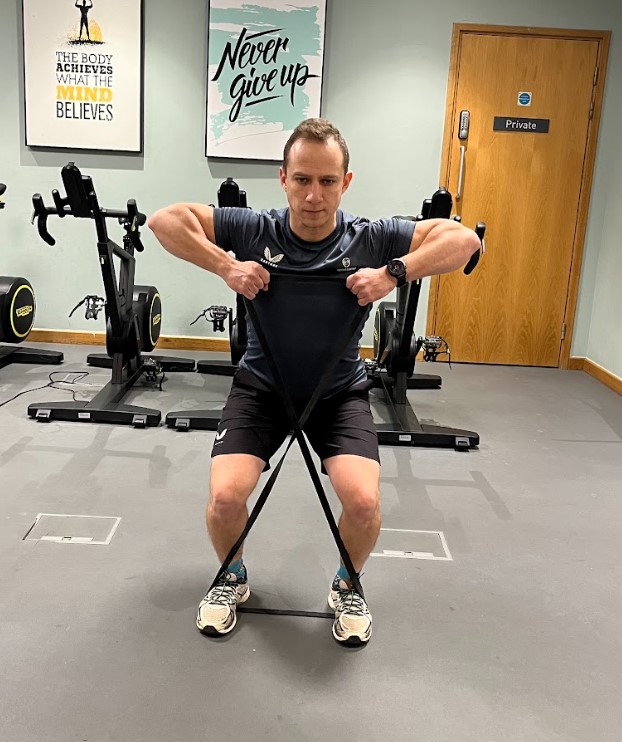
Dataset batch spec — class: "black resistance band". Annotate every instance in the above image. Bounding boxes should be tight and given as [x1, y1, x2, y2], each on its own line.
[207, 274, 369, 617]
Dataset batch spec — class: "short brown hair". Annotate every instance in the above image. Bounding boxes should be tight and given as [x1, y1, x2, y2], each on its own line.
[282, 118, 350, 173]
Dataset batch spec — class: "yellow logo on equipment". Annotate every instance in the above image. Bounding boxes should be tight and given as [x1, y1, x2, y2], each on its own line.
[10, 284, 36, 339]
[149, 292, 161, 348]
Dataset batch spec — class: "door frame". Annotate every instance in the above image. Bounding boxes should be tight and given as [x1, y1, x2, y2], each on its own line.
[426, 23, 611, 369]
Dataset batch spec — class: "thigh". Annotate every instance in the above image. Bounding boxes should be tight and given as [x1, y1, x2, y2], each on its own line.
[210, 453, 266, 500]
[323, 454, 381, 507]
[303, 390, 380, 466]
[211, 374, 290, 468]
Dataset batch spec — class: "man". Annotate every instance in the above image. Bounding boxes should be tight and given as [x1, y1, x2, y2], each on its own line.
[148, 118, 479, 647]
[75, 0, 93, 42]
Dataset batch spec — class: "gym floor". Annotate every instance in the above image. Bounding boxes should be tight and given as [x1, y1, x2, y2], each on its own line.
[0, 343, 621, 742]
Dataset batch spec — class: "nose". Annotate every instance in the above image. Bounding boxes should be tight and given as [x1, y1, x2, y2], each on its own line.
[305, 182, 322, 203]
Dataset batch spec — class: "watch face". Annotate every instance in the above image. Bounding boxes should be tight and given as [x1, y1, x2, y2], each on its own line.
[388, 259, 406, 277]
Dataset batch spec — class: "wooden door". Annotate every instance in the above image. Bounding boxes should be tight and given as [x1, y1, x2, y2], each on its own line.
[427, 26, 610, 366]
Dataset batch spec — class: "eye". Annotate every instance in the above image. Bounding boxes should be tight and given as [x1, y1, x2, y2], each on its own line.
[322, 179, 337, 186]
[295, 176, 308, 184]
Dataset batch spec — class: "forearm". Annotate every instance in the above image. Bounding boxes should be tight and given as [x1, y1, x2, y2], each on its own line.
[148, 205, 235, 279]
[403, 221, 479, 280]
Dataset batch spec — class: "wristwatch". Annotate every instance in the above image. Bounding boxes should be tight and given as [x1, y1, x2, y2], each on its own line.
[386, 258, 408, 287]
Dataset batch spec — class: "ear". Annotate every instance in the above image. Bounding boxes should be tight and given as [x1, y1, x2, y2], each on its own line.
[279, 166, 287, 191]
[341, 171, 353, 194]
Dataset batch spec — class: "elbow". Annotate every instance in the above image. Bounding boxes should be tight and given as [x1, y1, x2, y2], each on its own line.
[147, 205, 181, 243]
[146, 207, 170, 237]
[461, 230, 481, 266]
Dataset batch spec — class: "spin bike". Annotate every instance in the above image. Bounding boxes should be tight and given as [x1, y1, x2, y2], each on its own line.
[367, 187, 486, 449]
[191, 177, 248, 377]
[28, 163, 194, 427]
[0, 182, 64, 371]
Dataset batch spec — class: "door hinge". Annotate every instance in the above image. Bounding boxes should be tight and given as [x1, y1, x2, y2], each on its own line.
[593, 65, 599, 87]
[589, 100, 594, 120]
[561, 322, 567, 341]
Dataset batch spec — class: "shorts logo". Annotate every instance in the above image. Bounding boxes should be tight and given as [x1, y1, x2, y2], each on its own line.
[342, 257, 351, 268]
[214, 428, 228, 445]
[263, 247, 284, 265]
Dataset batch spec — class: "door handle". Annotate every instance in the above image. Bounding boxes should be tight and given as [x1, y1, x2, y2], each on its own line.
[456, 145, 466, 200]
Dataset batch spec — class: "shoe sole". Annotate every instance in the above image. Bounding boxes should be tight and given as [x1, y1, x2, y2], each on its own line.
[197, 586, 251, 637]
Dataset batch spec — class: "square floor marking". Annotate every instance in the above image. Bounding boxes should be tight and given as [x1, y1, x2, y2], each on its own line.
[23, 513, 121, 545]
[371, 528, 452, 561]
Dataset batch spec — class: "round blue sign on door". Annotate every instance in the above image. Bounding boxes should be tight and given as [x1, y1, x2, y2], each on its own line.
[518, 92, 532, 106]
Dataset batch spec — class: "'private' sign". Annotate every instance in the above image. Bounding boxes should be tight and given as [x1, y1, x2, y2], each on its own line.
[494, 117, 550, 133]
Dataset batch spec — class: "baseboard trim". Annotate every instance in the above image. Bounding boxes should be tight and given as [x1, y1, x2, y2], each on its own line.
[27, 329, 231, 352]
[569, 356, 622, 396]
[27, 328, 378, 359]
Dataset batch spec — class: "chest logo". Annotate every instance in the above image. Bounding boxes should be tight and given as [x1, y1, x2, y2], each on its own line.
[264, 247, 284, 265]
[342, 257, 351, 268]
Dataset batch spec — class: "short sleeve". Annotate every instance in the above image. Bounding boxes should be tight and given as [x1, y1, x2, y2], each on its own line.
[367, 217, 416, 266]
[213, 207, 262, 260]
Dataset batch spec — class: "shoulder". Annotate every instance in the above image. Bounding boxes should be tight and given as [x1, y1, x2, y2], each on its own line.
[341, 212, 415, 238]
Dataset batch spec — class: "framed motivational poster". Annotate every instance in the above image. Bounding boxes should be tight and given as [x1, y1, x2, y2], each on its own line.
[206, 0, 327, 160]
[22, 0, 144, 152]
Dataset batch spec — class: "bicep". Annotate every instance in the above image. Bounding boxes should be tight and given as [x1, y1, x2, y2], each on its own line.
[407, 218, 454, 252]
[185, 203, 217, 244]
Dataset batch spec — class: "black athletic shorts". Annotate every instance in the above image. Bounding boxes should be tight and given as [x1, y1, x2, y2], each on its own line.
[211, 369, 379, 470]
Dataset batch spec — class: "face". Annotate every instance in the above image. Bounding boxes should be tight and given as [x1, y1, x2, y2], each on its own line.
[280, 137, 352, 242]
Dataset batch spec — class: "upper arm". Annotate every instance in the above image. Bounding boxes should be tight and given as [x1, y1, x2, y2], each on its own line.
[186, 203, 217, 244]
[406, 218, 448, 252]
[368, 217, 417, 265]
[408, 218, 479, 258]
[147, 202, 217, 244]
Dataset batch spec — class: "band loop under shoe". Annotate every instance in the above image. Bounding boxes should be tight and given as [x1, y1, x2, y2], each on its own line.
[328, 577, 372, 647]
[196, 571, 250, 637]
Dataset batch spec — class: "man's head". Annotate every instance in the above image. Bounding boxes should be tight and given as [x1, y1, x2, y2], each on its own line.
[282, 118, 350, 175]
[280, 118, 353, 242]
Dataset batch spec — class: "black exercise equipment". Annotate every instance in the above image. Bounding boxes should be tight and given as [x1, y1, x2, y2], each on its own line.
[27, 163, 194, 427]
[0, 183, 64, 371]
[194, 177, 248, 378]
[367, 187, 485, 449]
[204, 274, 368, 641]
[166, 178, 249, 430]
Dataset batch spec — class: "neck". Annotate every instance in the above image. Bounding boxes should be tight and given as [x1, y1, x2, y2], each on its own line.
[288, 211, 339, 242]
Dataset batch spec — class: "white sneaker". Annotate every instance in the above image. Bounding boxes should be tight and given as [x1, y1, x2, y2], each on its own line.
[196, 570, 250, 636]
[328, 577, 372, 647]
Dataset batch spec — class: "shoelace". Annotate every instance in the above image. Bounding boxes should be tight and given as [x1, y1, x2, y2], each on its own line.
[335, 589, 368, 617]
[206, 579, 240, 606]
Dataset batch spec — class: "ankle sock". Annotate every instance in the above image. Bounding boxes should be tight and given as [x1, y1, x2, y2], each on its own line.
[228, 557, 245, 578]
[336, 563, 357, 583]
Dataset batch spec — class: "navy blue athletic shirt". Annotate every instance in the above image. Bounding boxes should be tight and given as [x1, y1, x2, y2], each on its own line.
[213, 207, 415, 399]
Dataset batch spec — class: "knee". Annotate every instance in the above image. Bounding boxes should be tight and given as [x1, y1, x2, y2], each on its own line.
[208, 484, 248, 521]
[341, 486, 380, 525]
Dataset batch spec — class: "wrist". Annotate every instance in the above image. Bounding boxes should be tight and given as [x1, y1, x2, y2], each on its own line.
[214, 252, 237, 280]
[386, 258, 408, 287]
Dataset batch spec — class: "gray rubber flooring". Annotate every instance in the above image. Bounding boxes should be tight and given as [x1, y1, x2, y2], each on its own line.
[0, 343, 621, 741]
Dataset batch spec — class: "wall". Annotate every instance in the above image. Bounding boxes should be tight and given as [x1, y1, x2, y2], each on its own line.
[0, 0, 620, 376]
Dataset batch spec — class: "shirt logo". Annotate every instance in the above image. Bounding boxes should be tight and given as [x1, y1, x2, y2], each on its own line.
[214, 428, 228, 445]
[342, 257, 351, 268]
[263, 247, 284, 265]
